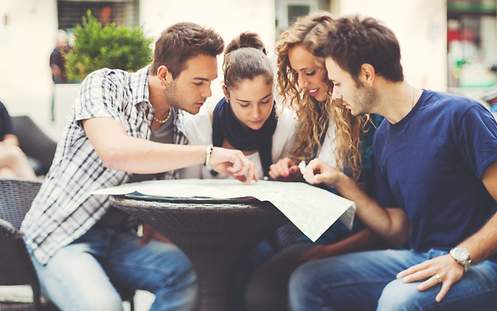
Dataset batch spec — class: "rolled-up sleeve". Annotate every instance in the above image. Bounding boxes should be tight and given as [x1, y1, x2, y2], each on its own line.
[74, 69, 122, 124]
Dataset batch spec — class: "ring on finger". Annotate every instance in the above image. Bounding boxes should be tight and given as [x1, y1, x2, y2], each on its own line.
[433, 274, 442, 283]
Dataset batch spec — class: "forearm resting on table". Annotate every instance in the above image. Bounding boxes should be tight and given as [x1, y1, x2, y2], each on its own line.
[335, 173, 409, 246]
[83, 117, 206, 173]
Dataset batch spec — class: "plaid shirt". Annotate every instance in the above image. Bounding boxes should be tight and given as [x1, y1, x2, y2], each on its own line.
[21, 67, 188, 265]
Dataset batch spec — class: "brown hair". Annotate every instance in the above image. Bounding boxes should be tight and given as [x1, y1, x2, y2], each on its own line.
[276, 11, 366, 180]
[223, 32, 272, 89]
[314, 16, 404, 82]
[150, 22, 224, 78]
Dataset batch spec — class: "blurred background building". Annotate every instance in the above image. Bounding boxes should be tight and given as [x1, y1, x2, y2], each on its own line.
[0, 0, 495, 138]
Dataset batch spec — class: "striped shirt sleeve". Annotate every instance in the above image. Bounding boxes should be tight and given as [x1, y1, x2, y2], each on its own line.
[74, 69, 123, 124]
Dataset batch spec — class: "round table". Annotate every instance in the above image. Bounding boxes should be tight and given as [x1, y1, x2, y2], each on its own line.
[110, 196, 286, 311]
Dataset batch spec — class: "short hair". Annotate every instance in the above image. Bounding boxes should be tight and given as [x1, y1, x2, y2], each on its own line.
[314, 16, 404, 82]
[223, 32, 272, 89]
[150, 22, 224, 78]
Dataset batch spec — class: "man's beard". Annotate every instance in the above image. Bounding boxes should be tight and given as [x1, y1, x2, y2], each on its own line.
[164, 82, 180, 109]
[355, 84, 376, 115]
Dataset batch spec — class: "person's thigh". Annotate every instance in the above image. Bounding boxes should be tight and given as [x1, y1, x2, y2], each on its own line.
[0, 167, 15, 178]
[105, 231, 197, 311]
[0, 144, 34, 179]
[0, 145, 24, 166]
[289, 249, 424, 311]
[245, 243, 313, 311]
[31, 243, 123, 311]
[378, 259, 497, 311]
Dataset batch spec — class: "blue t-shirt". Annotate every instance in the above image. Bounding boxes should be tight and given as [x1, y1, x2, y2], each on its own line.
[359, 114, 384, 194]
[373, 90, 497, 251]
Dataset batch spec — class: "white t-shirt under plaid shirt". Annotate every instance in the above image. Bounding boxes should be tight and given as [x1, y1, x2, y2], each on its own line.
[21, 67, 188, 265]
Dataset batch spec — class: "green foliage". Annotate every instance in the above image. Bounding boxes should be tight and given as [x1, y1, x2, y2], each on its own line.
[66, 11, 153, 81]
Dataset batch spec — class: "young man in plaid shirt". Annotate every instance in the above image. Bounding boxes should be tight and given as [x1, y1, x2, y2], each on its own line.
[21, 22, 257, 311]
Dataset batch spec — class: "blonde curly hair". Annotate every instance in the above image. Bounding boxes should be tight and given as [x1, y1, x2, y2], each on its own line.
[276, 11, 368, 180]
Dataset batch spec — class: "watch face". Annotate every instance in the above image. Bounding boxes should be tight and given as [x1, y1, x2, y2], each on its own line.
[452, 248, 470, 261]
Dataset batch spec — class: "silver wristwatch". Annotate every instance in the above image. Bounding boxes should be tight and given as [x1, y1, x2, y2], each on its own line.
[449, 247, 472, 272]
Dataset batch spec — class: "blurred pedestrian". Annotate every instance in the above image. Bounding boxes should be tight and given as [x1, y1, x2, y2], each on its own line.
[49, 30, 70, 83]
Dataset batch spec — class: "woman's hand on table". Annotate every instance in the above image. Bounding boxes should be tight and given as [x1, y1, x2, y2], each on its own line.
[269, 157, 302, 181]
[210, 147, 258, 183]
[302, 159, 342, 186]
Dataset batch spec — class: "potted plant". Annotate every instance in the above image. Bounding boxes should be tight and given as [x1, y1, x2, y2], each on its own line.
[53, 11, 152, 135]
[65, 11, 152, 81]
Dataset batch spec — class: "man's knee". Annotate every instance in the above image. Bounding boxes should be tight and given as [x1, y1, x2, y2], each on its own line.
[166, 247, 195, 285]
[289, 261, 324, 303]
[43, 279, 124, 310]
[148, 242, 196, 289]
[378, 279, 428, 311]
[77, 291, 123, 311]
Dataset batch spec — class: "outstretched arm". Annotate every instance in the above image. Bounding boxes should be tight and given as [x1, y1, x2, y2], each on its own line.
[303, 159, 409, 245]
[83, 117, 257, 181]
[302, 206, 408, 260]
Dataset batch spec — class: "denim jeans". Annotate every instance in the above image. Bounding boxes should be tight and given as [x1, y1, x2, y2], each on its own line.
[31, 227, 197, 311]
[243, 218, 363, 311]
[289, 249, 497, 311]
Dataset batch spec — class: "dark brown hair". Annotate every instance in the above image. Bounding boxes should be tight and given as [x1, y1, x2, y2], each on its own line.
[223, 32, 272, 89]
[150, 22, 224, 78]
[314, 16, 404, 82]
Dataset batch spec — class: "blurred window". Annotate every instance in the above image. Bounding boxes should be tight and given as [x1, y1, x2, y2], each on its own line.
[57, 0, 139, 30]
[275, 0, 331, 35]
[447, 0, 497, 90]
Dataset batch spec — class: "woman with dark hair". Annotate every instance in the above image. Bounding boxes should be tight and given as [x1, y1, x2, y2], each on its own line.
[182, 32, 297, 180]
[181, 32, 299, 309]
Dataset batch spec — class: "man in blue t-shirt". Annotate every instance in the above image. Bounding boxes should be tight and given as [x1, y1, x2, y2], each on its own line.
[289, 16, 497, 311]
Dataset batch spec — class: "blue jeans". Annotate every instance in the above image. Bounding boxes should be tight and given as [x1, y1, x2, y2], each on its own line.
[31, 227, 197, 311]
[289, 249, 497, 311]
[242, 219, 364, 311]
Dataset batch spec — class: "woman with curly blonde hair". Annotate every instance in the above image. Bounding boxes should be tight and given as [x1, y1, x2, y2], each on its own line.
[270, 12, 366, 181]
[244, 12, 385, 311]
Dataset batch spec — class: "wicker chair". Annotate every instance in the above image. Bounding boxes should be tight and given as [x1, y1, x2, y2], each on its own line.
[0, 179, 45, 311]
[0, 179, 135, 311]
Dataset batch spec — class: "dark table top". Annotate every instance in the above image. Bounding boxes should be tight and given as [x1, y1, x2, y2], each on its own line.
[109, 193, 274, 211]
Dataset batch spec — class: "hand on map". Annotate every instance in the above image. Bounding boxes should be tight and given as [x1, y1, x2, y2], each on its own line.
[301, 159, 341, 186]
[268, 157, 301, 181]
[210, 147, 258, 183]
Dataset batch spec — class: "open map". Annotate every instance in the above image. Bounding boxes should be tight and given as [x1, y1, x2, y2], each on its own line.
[92, 179, 356, 242]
